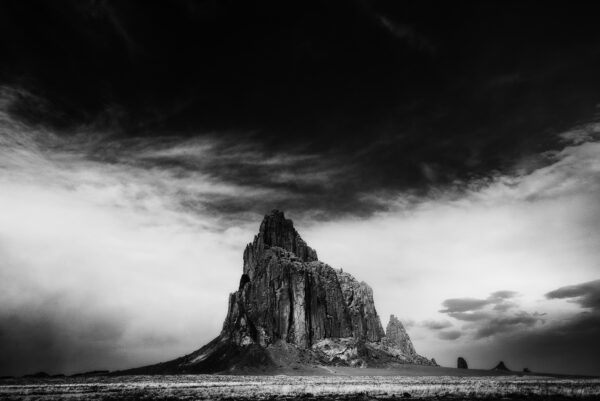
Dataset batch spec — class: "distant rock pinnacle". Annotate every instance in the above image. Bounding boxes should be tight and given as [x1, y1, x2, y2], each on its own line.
[492, 361, 510, 371]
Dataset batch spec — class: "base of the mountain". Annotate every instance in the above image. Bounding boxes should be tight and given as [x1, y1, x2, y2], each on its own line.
[116, 334, 437, 375]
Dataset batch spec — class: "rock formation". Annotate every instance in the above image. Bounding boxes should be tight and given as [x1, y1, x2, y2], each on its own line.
[385, 315, 417, 356]
[222, 210, 386, 349]
[492, 361, 510, 371]
[457, 357, 468, 369]
[120, 210, 435, 374]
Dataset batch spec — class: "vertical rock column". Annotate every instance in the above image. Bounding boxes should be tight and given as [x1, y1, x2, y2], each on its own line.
[385, 315, 417, 356]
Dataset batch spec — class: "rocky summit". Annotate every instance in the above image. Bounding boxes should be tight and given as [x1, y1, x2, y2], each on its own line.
[122, 210, 436, 374]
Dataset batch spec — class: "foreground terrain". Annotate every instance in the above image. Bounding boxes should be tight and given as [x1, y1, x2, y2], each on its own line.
[2, 372, 599, 400]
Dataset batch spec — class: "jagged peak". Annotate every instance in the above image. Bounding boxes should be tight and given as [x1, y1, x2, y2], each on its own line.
[386, 315, 409, 335]
[385, 314, 417, 356]
[259, 209, 299, 246]
[243, 210, 318, 279]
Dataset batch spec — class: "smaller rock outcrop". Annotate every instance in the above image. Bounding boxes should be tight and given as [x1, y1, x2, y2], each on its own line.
[457, 356, 468, 369]
[523, 367, 531, 373]
[384, 315, 416, 356]
[492, 361, 510, 371]
[23, 372, 50, 378]
[378, 315, 436, 366]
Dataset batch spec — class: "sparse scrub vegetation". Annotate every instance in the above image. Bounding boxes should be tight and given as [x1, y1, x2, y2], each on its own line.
[1, 375, 599, 400]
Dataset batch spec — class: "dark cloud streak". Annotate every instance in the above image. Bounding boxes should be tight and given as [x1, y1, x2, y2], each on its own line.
[438, 290, 543, 339]
[421, 320, 453, 330]
[440, 291, 518, 314]
[546, 279, 600, 310]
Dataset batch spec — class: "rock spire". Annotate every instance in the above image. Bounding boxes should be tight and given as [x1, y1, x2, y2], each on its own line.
[385, 315, 417, 356]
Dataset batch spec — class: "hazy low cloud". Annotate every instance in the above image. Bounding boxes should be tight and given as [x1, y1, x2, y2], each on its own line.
[421, 320, 453, 330]
[0, 90, 266, 375]
[440, 298, 491, 313]
[438, 330, 462, 341]
[489, 291, 519, 300]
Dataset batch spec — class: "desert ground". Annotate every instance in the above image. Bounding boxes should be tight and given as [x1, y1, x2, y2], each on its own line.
[2, 366, 599, 401]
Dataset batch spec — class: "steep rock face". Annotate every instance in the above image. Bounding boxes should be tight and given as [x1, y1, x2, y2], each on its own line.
[223, 248, 354, 348]
[384, 315, 417, 356]
[224, 211, 384, 348]
[120, 210, 436, 374]
[336, 271, 385, 342]
[457, 356, 468, 369]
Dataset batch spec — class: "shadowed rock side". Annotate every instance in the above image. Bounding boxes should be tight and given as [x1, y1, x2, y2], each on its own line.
[458, 357, 468, 369]
[119, 210, 435, 374]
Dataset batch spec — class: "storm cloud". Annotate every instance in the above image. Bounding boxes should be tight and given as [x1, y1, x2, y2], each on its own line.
[3, 1, 600, 217]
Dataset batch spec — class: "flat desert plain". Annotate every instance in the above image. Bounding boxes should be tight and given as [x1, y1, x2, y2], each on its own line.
[1, 367, 599, 401]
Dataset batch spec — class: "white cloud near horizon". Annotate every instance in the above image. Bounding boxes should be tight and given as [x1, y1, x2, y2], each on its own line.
[0, 95, 262, 374]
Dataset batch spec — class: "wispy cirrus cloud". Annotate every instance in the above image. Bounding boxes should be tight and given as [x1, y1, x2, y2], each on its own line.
[438, 330, 462, 341]
[420, 320, 453, 330]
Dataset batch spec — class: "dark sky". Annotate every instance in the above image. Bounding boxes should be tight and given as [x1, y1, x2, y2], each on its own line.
[1, 1, 600, 377]
[3, 0, 600, 216]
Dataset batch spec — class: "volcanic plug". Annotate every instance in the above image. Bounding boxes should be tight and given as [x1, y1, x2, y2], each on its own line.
[123, 210, 435, 374]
